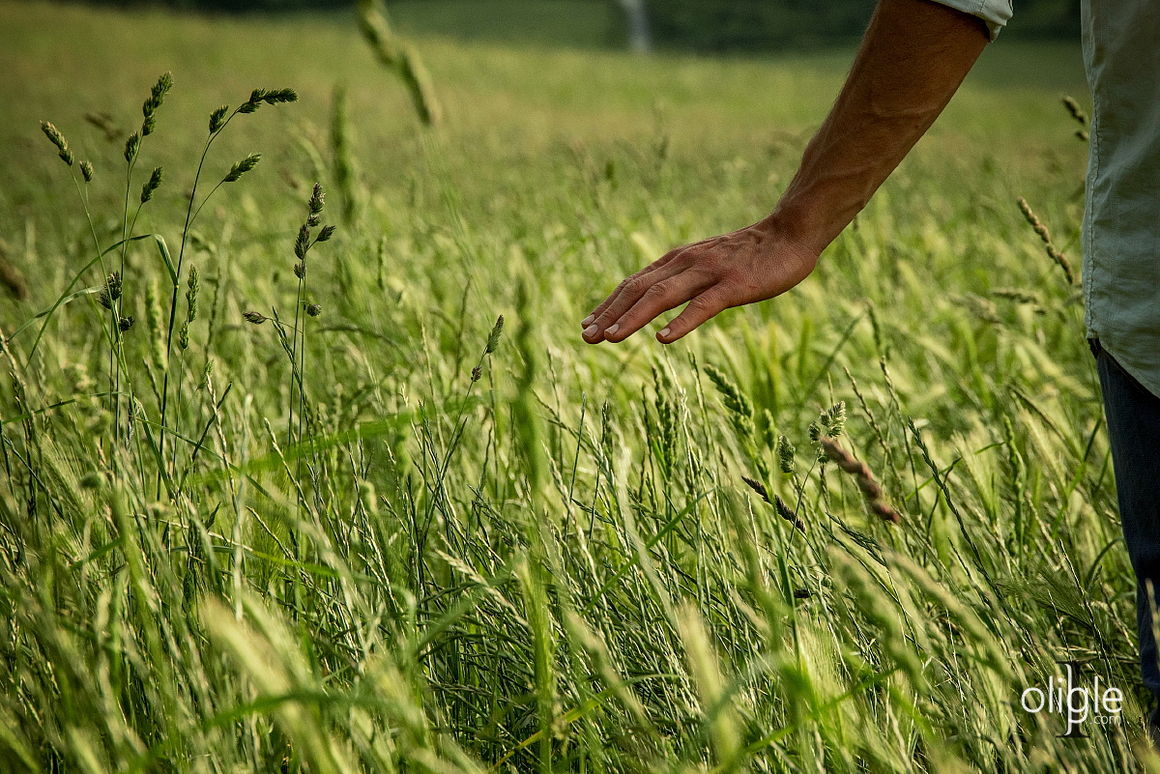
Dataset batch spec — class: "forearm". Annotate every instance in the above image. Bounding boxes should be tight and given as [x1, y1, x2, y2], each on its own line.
[582, 0, 994, 345]
[770, 0, 990, 255]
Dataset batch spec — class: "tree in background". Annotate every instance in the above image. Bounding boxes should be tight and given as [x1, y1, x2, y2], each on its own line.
[615, 0, 652, 53]
[73, 0, 1080, 50]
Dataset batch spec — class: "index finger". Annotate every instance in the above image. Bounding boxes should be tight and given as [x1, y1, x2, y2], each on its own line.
[581, 248, 682, 327]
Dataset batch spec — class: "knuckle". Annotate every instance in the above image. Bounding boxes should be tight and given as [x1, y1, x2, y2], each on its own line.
[686, 295, 713, 314]
[644, 280, 670, 298]
[622, 276, 646, 296]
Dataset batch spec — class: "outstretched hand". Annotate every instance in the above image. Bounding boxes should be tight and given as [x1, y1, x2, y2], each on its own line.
[581, 217, 819, 344]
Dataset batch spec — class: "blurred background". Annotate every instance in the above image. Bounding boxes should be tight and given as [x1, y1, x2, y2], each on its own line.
[58, 0, 1080, 51]
[0, 2, 1122, 773]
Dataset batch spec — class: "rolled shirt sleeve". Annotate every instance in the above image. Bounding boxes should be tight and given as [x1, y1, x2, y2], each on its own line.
[928, 0, 1012, 41]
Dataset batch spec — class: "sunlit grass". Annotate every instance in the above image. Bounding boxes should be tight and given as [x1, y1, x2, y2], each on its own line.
[1, 2, 1149, 771]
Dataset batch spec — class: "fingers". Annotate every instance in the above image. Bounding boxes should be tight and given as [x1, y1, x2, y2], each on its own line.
[601, 271, 715, 343]
[582, 249, 682, 331]
[583, 254, 686, 343]
[656, 284, 733, 344]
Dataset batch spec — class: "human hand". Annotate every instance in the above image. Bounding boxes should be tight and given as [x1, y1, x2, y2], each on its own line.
[581, 216, 819, 344]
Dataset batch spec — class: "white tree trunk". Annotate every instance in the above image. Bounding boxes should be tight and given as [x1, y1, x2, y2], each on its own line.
[617, 0, 652, 53]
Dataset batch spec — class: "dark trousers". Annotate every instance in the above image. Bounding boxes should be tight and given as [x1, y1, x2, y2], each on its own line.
[1090, 337, 1160, 726]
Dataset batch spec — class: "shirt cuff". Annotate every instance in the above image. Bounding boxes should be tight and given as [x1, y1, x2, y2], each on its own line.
[927, 0, 1012, 41]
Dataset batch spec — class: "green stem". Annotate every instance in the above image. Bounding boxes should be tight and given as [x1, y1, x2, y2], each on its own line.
[156, 110, 238, 497]
[112, 154, 138, 450]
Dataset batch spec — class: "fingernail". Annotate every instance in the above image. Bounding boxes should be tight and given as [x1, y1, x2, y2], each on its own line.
[583, 324, 598, 338]
[581, 314, 594, 326]
[658, 327, 671, 340]
[606, 323, 620, 337]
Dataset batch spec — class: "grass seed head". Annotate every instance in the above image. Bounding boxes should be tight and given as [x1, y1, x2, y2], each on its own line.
[809, 402, 847, 461]
[124, 132, 140, 164]
[317, 224, 336, 242]
[144, 280, 165, 363]
[485, 314, 505, 354]
[80, 160, 94, 182]
[740, 474, 769, 503]
[1062, 95, 1087, 127]
[140, 166, 163, 203]
[775, 434, 795, 475]
[308, 182, 324, 217]
[185, 265, 200, 322]
[774, 495, 806, 531]
[99, 271, 122, 310]
[141, 72, 173, 136]
[209, 105, 229, 134]
[825, 401, 846, 435]
[223, 153, 260, 183]
[40, 121, 74, 166]
[819, 435, 900, 523]
[306, 303, 322, 317]
[118, 315, 135, 333]
[294, 224, 310, 259]
[242, 310, 267, 325]
[703, 364, 753, 439]
[1017, 196, 1076, 285]
[239, 87, 298, 114]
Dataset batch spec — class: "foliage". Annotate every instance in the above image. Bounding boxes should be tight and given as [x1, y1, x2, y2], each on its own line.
[0, 2, 1144, 772]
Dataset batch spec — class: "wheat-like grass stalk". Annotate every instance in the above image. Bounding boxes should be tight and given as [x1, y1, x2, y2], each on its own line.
[357, 0, 442, 126]
[156, 84, 297, 495]
[1017, 196, 1076, 286]
[111, 73, 172, 450]
[330, 85, 358, 224]
[818, 434, 900, 523]
[1062, 95, 1089, 142]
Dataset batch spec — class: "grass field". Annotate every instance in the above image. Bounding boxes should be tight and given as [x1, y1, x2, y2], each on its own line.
[2, 1, 1151, 771]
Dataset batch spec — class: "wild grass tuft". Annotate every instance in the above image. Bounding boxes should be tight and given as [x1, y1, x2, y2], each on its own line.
[0, 18, 1136, 773]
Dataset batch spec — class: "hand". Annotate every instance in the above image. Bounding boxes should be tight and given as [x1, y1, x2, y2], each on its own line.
[581, 216, 819, 344]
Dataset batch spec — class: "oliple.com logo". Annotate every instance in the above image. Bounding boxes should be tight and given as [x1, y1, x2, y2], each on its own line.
[1020, 661, 1123, 738]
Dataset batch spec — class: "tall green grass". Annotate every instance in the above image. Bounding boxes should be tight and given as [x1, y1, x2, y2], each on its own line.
[1, 2, 1152, 771]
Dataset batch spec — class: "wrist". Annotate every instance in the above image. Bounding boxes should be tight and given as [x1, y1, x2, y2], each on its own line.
[756, 204, 829, 263]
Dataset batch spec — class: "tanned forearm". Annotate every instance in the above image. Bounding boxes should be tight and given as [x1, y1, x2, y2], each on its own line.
[583, 0, 990, 345]
[773, 0, 990, 255]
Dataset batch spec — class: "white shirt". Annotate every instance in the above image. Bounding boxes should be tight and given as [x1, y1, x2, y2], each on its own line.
[932, 0, 1160, 397]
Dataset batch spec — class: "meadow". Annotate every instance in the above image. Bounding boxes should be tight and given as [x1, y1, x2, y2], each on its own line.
[0, 1, 1149, 771]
